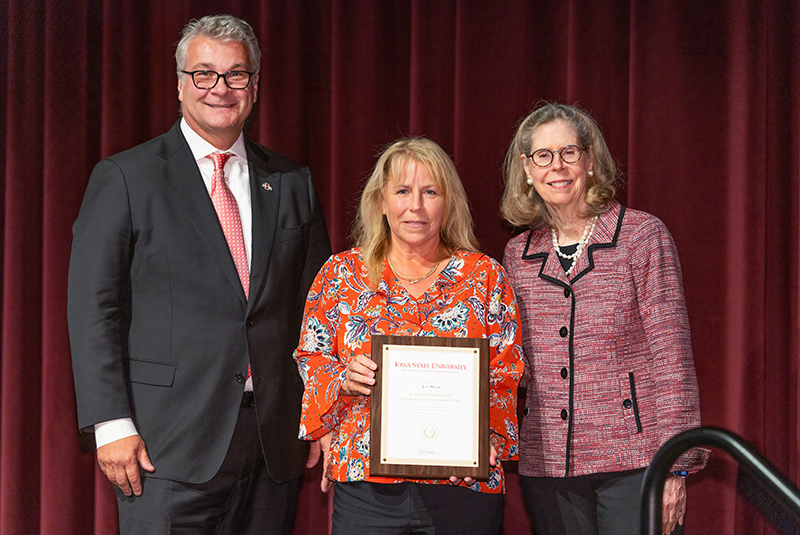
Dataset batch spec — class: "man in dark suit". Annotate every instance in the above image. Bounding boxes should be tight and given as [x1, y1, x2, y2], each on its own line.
[68, 14, 331, 534]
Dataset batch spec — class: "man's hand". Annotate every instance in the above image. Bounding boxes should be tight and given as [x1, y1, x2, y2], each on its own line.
[96, 435, 155, 496]
[341, 355, 376, 396]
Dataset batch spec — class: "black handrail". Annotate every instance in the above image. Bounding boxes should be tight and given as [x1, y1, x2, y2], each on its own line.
[641, 426, 800, 534]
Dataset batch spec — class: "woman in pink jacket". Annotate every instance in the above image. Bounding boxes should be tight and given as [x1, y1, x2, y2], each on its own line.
[500, 103, 707, 535]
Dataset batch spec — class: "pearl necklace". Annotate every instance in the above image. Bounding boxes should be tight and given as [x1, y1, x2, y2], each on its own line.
[387, 253, 442, 284]
[552, 216, 597, 276]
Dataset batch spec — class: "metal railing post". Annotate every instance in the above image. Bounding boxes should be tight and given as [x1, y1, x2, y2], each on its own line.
[641, 426, 800, 534]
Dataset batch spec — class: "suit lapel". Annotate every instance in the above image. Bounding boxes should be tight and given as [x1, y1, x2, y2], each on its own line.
[245, 140, 279, 312]
[520, 201, 624, 286]
[520, 230, 569, 288]
[570, 203, 623, 283]
[158, 123, 248, 303]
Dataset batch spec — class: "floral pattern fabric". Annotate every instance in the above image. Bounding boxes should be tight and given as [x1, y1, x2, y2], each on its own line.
[294, 249, 525, 494]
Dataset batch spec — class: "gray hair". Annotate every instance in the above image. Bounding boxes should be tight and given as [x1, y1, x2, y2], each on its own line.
[175, 14, 261, 74]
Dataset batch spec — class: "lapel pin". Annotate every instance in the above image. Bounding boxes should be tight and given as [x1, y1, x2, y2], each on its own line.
[261, 182, 272, 191]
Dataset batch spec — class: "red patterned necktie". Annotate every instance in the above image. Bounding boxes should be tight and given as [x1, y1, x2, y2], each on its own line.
[207, 152, 252, 382]
[207, 152, 249, 298]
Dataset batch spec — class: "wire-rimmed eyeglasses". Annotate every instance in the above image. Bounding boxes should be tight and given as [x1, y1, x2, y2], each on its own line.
[524, 145, 585, 167]
[181, 70, 255, 90]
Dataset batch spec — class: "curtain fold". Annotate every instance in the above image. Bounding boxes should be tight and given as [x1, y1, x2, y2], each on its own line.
[2, 1, 45, 533]
[1, 1, 797, 533]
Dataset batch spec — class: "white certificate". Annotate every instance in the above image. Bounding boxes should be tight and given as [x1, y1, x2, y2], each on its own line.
[369, 335, 489, 479]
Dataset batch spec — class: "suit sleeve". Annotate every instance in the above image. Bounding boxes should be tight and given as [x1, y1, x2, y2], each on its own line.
[631, 217, 708, 473]
[295, 168, 332, 323]
[68, 158, 135, 432]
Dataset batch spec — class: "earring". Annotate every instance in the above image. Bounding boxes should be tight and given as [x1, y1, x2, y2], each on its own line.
[526, 176, 534, 185]
[587, 170, 595, 177]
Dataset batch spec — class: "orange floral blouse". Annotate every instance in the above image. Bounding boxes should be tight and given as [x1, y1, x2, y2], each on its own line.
[294, 248, 525, 493]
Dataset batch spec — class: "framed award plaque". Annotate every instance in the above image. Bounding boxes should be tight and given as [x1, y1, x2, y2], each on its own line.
[369, 335, 490, 479]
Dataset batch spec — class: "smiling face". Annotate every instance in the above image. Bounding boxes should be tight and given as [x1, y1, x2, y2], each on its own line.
[178, 36, 258, 149]
[382, 158, 445, 254]
[522, 119, 594, 217]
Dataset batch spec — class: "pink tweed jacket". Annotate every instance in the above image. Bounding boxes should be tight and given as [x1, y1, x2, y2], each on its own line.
[503, 201, 707, 478]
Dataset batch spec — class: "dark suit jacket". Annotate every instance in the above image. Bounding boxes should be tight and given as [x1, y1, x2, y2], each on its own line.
[68, 121, 331, 484]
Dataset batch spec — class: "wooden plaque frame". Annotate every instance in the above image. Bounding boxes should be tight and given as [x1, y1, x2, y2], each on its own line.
[369, 335, 490, 479]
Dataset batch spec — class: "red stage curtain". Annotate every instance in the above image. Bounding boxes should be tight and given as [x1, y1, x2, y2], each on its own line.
[1, 1, 797, 534]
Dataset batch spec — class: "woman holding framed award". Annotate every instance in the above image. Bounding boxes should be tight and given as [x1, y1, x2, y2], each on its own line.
[294, 137, 525, 535]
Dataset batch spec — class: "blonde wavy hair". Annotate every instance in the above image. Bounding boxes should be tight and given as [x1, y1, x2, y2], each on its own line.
[351, 137, 481, 287]
[500, 102, 618, 229]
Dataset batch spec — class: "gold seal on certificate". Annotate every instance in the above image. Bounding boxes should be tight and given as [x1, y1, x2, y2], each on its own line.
[369, 335, 490, 479]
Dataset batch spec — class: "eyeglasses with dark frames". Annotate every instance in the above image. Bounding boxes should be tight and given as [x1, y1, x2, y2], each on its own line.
[524, 145, 585, 167]
[181, 70, 255, 90]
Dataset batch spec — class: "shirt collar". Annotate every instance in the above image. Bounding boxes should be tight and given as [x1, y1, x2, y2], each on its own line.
[180, 118, 247, 162]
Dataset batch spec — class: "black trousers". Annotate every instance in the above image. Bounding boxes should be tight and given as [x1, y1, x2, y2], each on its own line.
[332, 481, 504, 535]
[520, 469, 683, 535]
[116, 402, 299, 535]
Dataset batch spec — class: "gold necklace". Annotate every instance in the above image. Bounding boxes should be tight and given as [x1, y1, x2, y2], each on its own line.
[387, 252, 442, 284]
